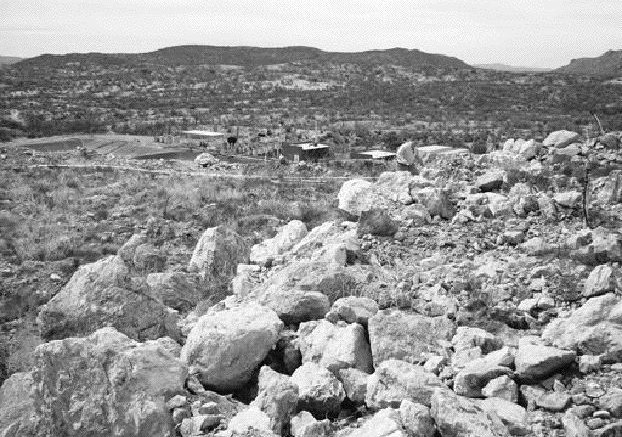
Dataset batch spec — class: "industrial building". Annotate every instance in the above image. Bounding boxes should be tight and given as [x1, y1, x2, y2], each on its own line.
[180, 130, 225, 148]
[282, 142, 330, 162]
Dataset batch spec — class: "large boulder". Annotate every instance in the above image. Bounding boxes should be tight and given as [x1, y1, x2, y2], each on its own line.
[251, 366, 299, 435]
[181, 304, 283, 391]
[258, 289, 330, 325]
[38, 255, 180, 341]
[366, 360, 445, 409]
[514, 341, 576, 380]
[338, 179, 382, 216]
[338, 368, 369, 404]
[541, 293, 622, 362]
[479, 398, 530, 436]
[250, 220, 308, 266]
[32, 327, 186, 437]
[431, 389, 510, 437]
[368, 310, 455, 365]
[543, 130, 580, 148]
[291, 362, 346, 418]
[187, 226, 249, 280]
[146, 271, 204, 312]
[326, 296, 379, 326]
[298, 320, 373, 373]
[399, 400, 436, 437]
[0, 372, 38, 437]
[252, 261, 389, 305]
[475, 170, 506, 192]
[584, 265, 619, 298]
[452, 327, 503, 354]
[453, 347, 514, 397]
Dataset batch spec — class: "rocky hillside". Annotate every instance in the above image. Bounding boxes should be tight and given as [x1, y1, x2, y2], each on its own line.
[1, 131, 622, 436]
[555, 50, 622, 77]
[14, 45, 470, 69]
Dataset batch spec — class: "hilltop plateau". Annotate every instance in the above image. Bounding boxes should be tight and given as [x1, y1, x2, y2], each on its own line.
[15, 45, 470, 69]
[555, 50, 622, 77]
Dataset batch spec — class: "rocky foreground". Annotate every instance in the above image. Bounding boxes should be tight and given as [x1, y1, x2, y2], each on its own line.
[1, 131, 622, 437]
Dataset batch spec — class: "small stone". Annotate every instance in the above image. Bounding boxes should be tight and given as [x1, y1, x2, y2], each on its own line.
[179, 415, 222, 436]
[593, 410, 611, 419]
[198, 401, 219, 415]
[482, 375, 519, 403]
[600, 389, 622, 418]
[172, 408, 191, 424]
[399, 400, 435, 437]
[570, 405, 596, 418]
[536, 392, 571, 412]
[290, 411, 330, 437]
[578, 355, 601, 374]
[572, 394, 592, 406]
[562, 411, 590, 437]
[167, 395, 188, 409]
[586, 383, 606, 398]
[586, 417, 606, 430]
[50, 273, 62, 281]
[423, 355, 446, 375]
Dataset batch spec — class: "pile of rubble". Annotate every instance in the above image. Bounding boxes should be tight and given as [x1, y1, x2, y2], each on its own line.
[1, 130, 622, 437]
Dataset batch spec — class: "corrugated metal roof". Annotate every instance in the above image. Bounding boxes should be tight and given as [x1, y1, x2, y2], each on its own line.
[295, 143, 329, 150]
[181, 130, 224, 137]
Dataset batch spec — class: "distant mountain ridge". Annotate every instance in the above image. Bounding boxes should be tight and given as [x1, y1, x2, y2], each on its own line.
[555, 50, 622, 77]
[14, 45, 470, 69]
[0, 56, 22, 66]
[474, 63, 552, 73]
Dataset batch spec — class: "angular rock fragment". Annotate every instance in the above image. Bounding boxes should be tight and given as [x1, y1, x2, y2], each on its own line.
[291, 362, 346, 418]
[368, 310, 455, 365]
[366, 360, 444, 409]
[514, 342, 576, 381]
[187, 226, 248, 280]
[298, 320, 373, 373]
[38, 255, 180, 341]
[181, 304, 282, 391]
[33, 327, 186, 437]
[251, 366, 299, 435]
[431, 388, 510, 437]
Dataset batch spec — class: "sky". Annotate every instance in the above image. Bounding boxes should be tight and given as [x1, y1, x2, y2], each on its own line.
[1, 0, 621, 68]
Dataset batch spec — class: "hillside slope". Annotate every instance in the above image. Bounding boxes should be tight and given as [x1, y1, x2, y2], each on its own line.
[555, 50, 622, 76]
[14, 45, 470, 69]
